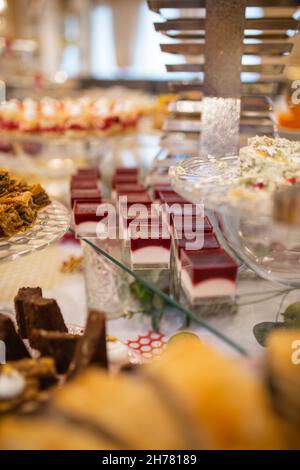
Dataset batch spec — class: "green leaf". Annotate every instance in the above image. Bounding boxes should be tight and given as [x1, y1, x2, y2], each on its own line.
[282, 302, 300, 328]
[151, 309, 163, 332]
[253, 322, 286, 347]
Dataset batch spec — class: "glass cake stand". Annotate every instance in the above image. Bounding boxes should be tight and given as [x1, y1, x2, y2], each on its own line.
[0, 200, 70, 264]
[169, 156, 300, 288]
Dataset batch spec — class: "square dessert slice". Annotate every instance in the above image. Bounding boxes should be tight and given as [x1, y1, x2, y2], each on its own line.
[152, 184, 175, 201]
[71, 177, 98, 190]
[14, 286, 42, 338]
[112, 183, 146, 202]
[23, 297, 68, 340]
[68, 309, 107, 377]
[130, 224, 171, 269]
[77, 167, 101, 178]
[115, 168, 139, 175]
[175, 232, 220, 265]
[120, 206, 160, 241]
[181, 249, 238, 302]
[115, 183, 145, 195]
[0, 313, 30, 360]
[159, 193, 202, 217]
[73, 201, 109, 237]
[111, 173, 139, 189]
[170, 232, 220, 301]
[30, 329, 80, 374]
[172, 214, 213, 235]
[71, 188, 101, 208]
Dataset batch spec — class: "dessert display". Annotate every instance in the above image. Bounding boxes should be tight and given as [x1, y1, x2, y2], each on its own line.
[1, 0, 300, 451]
[180, 250, 238, 316]
[171, 232, 221, 302]
[74, 202, 107, 238]
[170, 136, 300, 210]
[0, 96, 153, 138]
[0, 168, 50, 237]
[0, 333, 299, 449]
[72, 165, 239, 306]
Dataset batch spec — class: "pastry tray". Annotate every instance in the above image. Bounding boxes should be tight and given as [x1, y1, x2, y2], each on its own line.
[0, 201, 70, 264]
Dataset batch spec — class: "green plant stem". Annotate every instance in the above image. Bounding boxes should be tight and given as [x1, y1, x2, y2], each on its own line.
[236, 288, 294, 299]
[79, 234, 248, 357]
[237, 291, 290, 307]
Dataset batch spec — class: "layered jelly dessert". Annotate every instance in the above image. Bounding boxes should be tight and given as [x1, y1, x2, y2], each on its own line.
[112, 183, 146, 202]
[130, 227, 171, 269]
[170, 232, 220, 300]
[77, 167, 101, 179]
[120, 206, 160, 241]
[71, 177, 99, 190]
[71, 188, 101, 207]
[111, 173, 139, 189]
[74, 202, 109, 237]
[180, 249, 238, 302]
[115, 168, 139, 176]
[115, 183, 145, 195]
[171, 215, 213, 237]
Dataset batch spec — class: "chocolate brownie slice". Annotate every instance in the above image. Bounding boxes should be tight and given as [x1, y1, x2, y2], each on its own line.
[68, 310, 107, 378]
[24, 297, 68, 339]
[0, 313, 30, 360]
[14, 287, 42, 338]
[30, 329, 80, 374]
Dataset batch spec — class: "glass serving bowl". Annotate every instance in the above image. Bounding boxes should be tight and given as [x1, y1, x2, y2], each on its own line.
[170, 156, 300, 288]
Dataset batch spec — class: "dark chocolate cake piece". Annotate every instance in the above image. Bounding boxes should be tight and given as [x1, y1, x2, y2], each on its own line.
[68, 310, 107, 378]
[30, 329, 80, 374]
[0, 313, 30, 360]
[14, 287, 42, 338]
[24, 297, 68, 339]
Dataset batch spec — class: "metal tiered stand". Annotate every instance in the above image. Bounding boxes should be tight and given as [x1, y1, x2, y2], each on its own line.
[149, 0, 299, 156]
[148, 0, 300, 287]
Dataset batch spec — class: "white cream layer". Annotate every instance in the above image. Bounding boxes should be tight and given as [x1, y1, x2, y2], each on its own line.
[131, 246, 170, 265]
[181, 269, 236, 299]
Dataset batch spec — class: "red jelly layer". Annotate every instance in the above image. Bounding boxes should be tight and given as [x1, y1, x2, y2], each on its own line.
[71, 178, 98, 190]
[158, 192, 189, 205]
[112, 175, 139, 188]
[172, 215, 213, 233]
[122, 207, 160, 228]
[74, 202, 108, 224]
[131, 236, 171, 252]
[71, 189, 101, 207]
[115, 168, 139, 175]
[115, 183, 145, 195]
[119, 193, 152, 209]
[153, 185, 175, 200]
[181, 249, 238, 285]
[77, 167, 101, 178]
[176, 232, 220, 257]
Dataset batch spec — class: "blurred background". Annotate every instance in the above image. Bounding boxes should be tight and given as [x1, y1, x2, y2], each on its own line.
[0, 0, 299, 98]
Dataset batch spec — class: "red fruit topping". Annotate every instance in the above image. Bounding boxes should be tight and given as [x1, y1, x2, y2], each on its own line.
[287, 177, 297, 185]
[252, 182, 265, 189]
